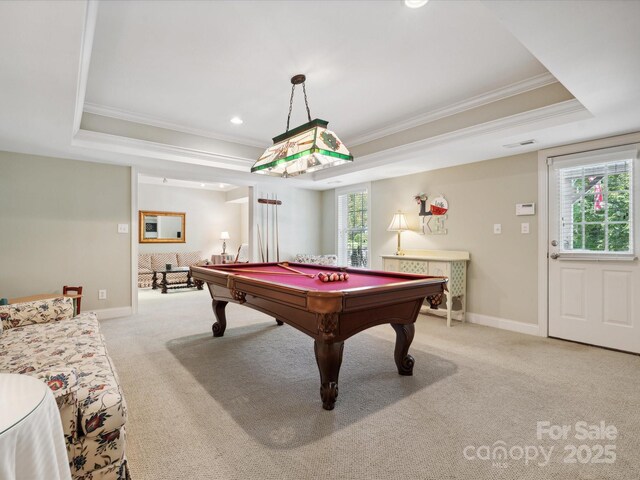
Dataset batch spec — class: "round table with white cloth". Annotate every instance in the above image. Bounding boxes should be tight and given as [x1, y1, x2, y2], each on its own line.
[0, 373, 71, 480]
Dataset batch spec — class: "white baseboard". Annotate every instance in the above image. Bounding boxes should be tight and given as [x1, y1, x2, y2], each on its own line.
[92, 306, 132, 320]
[465, 312, 541, 336]
[420, 306, 465, 321]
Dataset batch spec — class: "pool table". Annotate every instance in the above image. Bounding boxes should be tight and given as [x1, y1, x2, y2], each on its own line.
[190, 262, 447, 410]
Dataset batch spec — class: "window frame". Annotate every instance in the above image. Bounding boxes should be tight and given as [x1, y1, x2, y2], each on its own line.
[335, 182, 371, 268]
[554, 147, 637, 261]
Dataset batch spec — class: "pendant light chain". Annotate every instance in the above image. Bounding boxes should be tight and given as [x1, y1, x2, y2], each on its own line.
[301, 82, 312, 122]
[286, 84, 295, 132]
[285, 82, 313, 133]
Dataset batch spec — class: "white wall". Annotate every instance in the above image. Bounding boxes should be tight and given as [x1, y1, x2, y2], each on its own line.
[322, 152, 538, 326]
[321, 190, 336, 255]
[0, 151, 131, 311]
[240, 201, 249, 244]
[138, 183, 242, 259]
[251, 185, 322, 262]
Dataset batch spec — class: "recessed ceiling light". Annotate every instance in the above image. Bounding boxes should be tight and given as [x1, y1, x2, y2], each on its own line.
[200, 183, 206, 187]
[230, 117, 243, 125]
[219, 183, 225, 188]
[404, 0, 429, 8]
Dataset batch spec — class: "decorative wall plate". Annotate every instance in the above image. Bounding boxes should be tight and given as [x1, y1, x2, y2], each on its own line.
[430, 195, 449, 216]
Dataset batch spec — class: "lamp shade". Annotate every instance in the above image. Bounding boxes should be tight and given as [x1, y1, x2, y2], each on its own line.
[387, 212, 409, 232]
[252, 119, 353, 177]
[220, 231, 230, 240]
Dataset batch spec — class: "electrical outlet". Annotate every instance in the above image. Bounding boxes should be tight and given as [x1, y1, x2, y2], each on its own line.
[117, 224, 129, 234]
[493, 224, 502, 234]
[98, 289, 107, 300]
[521, 222, 530, 234]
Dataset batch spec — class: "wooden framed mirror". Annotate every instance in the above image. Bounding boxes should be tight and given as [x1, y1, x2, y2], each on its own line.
[139, 211, 186, 243]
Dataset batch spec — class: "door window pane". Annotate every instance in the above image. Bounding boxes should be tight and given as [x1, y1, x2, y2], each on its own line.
[558, 159, 633, 254]
[584, 224, 605, 251]
[608, 223, 630, 252]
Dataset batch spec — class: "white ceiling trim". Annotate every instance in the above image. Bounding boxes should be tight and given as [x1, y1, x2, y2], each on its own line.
[72, 0, 98, 137]
[83, 73, 557, 151]
[83, 102, 266, 148]
[347, 72, 558, 146]
[72, 129, 254, 172]
[138, 174, 237, 192]
[313, 98, 589, 181]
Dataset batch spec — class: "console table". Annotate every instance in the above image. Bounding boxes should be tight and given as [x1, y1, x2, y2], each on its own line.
[382, 250, 470, 327]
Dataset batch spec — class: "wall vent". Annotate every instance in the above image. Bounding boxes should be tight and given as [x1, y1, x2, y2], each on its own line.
[503, 139, 536, 148]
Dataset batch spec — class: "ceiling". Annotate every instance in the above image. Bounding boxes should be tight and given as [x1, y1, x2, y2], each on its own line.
[1, 0, 639, 190]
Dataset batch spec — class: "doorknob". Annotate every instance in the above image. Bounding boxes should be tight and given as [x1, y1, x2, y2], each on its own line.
[551, 240, 558, 246]
[550, 253, 560, 259]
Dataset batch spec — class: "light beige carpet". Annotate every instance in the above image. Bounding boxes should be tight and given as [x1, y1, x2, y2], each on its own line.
[99, 289, 640, 480]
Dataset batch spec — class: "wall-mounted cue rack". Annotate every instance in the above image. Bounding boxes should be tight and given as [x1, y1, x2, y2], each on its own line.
[257, 195, 283, 262]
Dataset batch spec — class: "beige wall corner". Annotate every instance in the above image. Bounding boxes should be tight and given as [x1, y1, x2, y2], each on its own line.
[0, 151, 132, 311]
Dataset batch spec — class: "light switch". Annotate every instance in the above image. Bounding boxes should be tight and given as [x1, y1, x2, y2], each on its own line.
[521, 222, 530, 234]
[494, 224, 502, 234]
[118, 224, 129, 234]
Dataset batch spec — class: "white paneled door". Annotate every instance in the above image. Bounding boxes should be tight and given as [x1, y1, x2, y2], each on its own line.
[548, 146, 640, 353]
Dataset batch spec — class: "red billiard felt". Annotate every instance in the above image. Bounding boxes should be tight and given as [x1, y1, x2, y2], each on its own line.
[213, 264, 431, 291]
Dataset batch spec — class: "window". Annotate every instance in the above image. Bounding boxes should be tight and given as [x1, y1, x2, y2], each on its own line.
[337, 185, 369, 267]
[558, 158, 633, 254]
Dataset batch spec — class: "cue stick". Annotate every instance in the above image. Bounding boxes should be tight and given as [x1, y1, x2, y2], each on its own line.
[266, 193, 269, 262]
[257, 224, 265, 262]
[227, 268, 315, 277]
[275, 194, 280, 262]
[277, 262, 315, 278]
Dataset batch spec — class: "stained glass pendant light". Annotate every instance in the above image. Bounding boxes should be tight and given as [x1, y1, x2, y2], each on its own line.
[251, 74, 353, 178]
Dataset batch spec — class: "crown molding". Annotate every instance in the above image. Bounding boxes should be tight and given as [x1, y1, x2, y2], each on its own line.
[83, 73, 557, 151]
[72, 129, 254, 171]
[347, 72, 559, 146]
[72, 0, 99, 136]
[138, 175, 236, 192]
[313, 98, 590, 181]
[83, 102, 266, 148]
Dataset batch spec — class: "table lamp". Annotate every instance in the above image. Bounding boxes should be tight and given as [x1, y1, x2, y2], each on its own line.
[387, 212, 409, 255]
[220, 231, 230, 254]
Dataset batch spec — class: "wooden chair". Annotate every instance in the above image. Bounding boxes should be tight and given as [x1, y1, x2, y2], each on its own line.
[63, 286, 83, 314]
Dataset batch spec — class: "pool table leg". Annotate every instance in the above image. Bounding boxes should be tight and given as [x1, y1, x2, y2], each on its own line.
[314, 340, 344, 410]
[211, 300, 228, 337]
[391, 323, 415, 376]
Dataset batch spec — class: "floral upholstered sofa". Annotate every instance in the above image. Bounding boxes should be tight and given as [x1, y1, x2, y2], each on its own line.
[293, 254, 338, 266]
[138, 250, 208, 288]
[0, 297, 128, 480]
